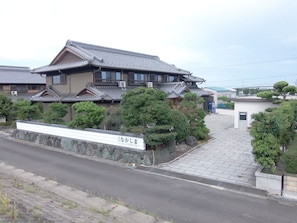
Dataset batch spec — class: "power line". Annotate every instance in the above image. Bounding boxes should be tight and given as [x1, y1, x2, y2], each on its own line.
[207, 73, 297, 84]
[195, 57, 297, 70]
[202, 73, 297, 88]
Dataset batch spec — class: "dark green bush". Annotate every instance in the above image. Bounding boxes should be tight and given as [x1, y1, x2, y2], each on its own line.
[284, 149, 297, 174]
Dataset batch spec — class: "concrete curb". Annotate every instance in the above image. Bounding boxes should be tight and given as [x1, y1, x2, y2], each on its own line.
[135, 165, 268, 198]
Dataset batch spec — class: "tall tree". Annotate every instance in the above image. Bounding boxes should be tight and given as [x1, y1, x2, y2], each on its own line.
[179, 92, 209, 140]
[12, 99, 42, 121]
[68, 101, 105, 129]
[250, 100, 297, 171]
[257, 81, 296, 100]
[171, 109, 190, 143]
[0, 93, 12, 120]
[120, 87, 176, 147]
[273, 81, 296, 99]
[43, 102, 68, 124]
[250, 112, 281, 170]
[101, 106, 122, 131]
[121, 87, 172, 128]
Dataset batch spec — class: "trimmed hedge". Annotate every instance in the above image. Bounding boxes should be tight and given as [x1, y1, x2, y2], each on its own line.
[284, 148, 297, 174]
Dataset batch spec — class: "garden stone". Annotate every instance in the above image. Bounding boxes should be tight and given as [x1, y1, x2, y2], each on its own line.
[143, 154, 152, 166]
[186, 136, 198, 147]
[112, 149, 122, 161]
[86, 144, 96, 156]
[132, 154, 142, 165]
[78, 142, 87, 154]
[102, 147, 112, 159]
[122, 153, 133, 163]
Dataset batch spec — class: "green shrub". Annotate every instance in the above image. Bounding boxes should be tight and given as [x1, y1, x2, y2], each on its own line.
[68, 102, 105, 129]
[43, 102, 68, 124]
[144, 125, 176, 147]
[284, 149, 297, 174]
[171, 109, 190, 143]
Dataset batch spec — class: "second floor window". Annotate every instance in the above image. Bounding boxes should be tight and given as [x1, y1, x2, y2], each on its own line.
[167, 75, 177, 82]
[150, 74, 162, 83]
[52, 74, 66, 85]
[94, 70, 121, 84]
[28, 85, 42, 90]
[129, 72, 149, 84]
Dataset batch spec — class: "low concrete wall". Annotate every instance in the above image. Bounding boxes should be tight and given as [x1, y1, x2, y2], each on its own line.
[255, 167, 297, 199]
[16, 121, 145, 151]
[255, 167, 282, 195]
[283, 174, 297, 200]
[13, 126, 176, 166]
[0, 117, 6, 123]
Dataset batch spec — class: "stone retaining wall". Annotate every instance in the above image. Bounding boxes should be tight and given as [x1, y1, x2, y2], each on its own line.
[13, 129, 176, 166]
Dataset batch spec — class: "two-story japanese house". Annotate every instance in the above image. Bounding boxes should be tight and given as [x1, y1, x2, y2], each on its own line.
[31, 40, 212, 121]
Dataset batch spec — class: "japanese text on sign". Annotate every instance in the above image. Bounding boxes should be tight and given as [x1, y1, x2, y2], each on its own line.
[118, 136, 138, 145]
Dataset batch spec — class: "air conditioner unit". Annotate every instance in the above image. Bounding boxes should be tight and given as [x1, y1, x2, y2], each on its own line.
[118, 81, 126, 88]
[147, 82, 153, 88]
[10, 91, 17, 96]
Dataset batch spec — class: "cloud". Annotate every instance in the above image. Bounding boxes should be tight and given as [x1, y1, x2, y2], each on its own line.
[1, 0, 297, 87]
[281, 34, 297, 47]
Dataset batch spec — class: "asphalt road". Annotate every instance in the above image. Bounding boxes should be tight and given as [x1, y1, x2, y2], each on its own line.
[0, 135, 297, 223]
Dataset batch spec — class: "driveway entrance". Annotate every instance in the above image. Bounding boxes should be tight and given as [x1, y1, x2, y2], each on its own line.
[159, 109, 259, 187]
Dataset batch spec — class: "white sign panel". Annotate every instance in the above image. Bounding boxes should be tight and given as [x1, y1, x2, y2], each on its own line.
[16, 121, 145, 151]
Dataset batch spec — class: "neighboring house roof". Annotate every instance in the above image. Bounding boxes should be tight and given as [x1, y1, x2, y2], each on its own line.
[230, 97, 273, 102]
[0, 66, 45, 84]
[204, 86, 236, 93]
[32, 40, 192, 75]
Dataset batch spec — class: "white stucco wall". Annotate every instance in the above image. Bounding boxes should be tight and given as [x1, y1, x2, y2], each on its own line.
[0, 117, 6, 123]
[234, 100, 278, 129]
[16, 121, 145, 150]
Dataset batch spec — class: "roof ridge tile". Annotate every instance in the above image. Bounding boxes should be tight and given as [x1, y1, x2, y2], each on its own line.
[67, 40, 159, 60]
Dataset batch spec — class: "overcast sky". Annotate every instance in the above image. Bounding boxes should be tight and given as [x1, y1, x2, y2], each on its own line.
[1, 0, 297, 88]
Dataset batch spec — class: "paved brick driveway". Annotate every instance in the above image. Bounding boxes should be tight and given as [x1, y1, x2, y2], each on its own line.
[159, 109, 259, 187]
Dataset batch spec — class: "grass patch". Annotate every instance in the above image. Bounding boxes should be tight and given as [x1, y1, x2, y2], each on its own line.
[0, 192, 19, 222]
[6, 201, 18, 222]
[0, 192, 10, 214]
[12, 180, 24, 189]
[61, 200, 78, 210]
[24, 184, 37, 193]
[88, 207, 110, 216]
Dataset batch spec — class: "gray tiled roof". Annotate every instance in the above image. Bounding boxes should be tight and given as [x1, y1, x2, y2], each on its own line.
[94, 86, 126, 101]
[30, 87, 63, 102]
[31, 82, 212, 102]
[0, 66, 45, 84]
[158, 82, 189, 96]
[182, 75, 205, 82]
[32, 40, 192, 75]
[30, 85, 124, 102]
[32, 61, 89, 74]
